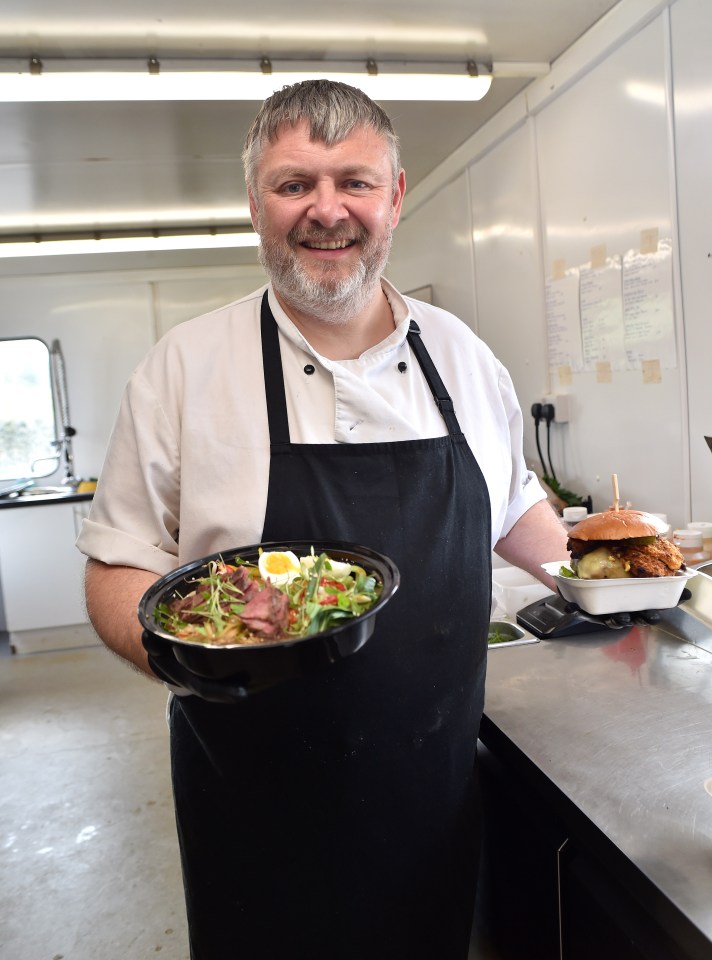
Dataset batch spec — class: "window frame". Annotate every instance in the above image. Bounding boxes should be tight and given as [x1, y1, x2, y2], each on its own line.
[0, 335, 60, 483]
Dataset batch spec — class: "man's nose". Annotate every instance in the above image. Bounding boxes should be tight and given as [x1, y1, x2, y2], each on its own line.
[307, 184, 348, 227]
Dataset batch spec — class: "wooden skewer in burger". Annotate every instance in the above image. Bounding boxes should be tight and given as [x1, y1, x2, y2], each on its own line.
[565, 474, 685, 579]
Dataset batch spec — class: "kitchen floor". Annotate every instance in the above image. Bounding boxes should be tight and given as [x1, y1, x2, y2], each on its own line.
[0, 625, 500, 960]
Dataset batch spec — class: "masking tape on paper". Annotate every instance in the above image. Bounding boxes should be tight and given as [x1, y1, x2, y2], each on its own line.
[640, 228, 659, 255]
[642, 359, 662, 384]
[552, 259, 566, 280]
[558, 364, 573, 386]
[596, 361, 612, 383]
[590, 244, 607, 269]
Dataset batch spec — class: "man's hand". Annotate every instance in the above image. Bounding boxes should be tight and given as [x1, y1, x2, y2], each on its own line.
[559, 601, 661, 630]
[141, 631, 249, 703]
[559, 589, 691, 630]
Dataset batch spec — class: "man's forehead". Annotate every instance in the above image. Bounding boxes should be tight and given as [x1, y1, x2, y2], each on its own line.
[257, 123, 391, 174]
[266, 118, 376, 149]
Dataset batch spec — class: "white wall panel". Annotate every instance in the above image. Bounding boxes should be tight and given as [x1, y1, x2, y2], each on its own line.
[389, 4, 709, 529]
[153, 265, 266, 338]
[670, 0, 712, 523]
[387, 171, 477, 334]
[534, 15, 685, 522]
[0, 265, 268, 485]
[467, 120, 549, 474]
[0, 275, 153, 480]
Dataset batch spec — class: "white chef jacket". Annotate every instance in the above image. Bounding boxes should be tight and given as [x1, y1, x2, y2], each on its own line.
[77, 280, 546, 575]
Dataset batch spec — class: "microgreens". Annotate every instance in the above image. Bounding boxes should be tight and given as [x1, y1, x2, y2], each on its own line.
[154, 551, 381, 646]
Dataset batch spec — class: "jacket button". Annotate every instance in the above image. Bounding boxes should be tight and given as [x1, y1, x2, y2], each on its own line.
[304, 364, 315, 375]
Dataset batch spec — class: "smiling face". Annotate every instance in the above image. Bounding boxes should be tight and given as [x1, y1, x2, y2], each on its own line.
[249, 120, 406, 324]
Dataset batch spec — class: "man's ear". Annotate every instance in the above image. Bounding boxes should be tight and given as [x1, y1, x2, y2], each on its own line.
[391, 169, 406, 229]
[248, 188, 260, 232]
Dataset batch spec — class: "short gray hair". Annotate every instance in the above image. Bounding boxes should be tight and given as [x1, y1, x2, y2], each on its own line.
[243, 79, 401, 195]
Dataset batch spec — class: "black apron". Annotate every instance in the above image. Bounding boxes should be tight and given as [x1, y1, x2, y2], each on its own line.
[170, 292, 492, 960]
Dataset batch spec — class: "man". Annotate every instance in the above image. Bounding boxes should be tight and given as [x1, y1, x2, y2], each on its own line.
[79, 79, 568, 960]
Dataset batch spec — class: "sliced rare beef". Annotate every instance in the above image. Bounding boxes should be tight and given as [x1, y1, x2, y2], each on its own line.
[239, 583, 290, 639]
[169, 591, 208, 623]
[227, 564, 261, 600]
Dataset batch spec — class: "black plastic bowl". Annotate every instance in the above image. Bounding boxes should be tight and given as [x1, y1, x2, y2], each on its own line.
[138, 540, 400, 691]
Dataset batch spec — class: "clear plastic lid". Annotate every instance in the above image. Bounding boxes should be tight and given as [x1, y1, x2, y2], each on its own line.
[673, 529, 704, 544]
[562, 506, 588, 524]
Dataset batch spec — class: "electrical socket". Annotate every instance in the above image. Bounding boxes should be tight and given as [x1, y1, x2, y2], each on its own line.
[542, 394, 570, 423]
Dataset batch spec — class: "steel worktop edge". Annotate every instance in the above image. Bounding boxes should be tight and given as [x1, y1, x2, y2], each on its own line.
[0, 492, 93, 509]
[480, 607, 712, 958]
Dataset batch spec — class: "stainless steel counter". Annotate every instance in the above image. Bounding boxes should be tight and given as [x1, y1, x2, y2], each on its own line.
[481, 575, 712, 955]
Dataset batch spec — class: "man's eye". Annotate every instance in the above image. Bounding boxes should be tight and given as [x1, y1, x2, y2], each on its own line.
[283, 183, 303, 194]
[347, 180, 368, 190]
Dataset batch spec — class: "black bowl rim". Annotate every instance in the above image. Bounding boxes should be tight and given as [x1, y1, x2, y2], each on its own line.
[138, 539, 400, 653]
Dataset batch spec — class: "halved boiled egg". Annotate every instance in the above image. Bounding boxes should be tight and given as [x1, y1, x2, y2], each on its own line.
[258, 550, 301, 585]
[300, 554, 353, 581]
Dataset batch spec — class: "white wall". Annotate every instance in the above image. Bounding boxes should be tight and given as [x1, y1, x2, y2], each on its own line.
[1, 0, 710, 534]
[391, 0, 711, 532]
[0, 263, 265, 482]
[534, 14, 683, 518]
[385, 170, 477, 334]
[669, 0, 712, 527]
[388, 119, 551, 483]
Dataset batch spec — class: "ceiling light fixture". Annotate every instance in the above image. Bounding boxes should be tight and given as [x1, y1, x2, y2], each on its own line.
[0, 207, 252, 233]
[0, 230, 259, 259]
[0, 56, 553, 103]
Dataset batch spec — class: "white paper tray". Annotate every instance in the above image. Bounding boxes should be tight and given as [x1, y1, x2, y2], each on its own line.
[541, 561, 697, 616]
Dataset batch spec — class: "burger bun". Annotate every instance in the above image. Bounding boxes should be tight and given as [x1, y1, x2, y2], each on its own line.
[568, 509, 663, 542]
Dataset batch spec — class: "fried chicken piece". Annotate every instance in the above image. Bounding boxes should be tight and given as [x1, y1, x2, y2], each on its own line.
[622, 539, 684, 578]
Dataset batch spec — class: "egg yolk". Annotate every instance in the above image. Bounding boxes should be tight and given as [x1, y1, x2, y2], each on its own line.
[263, 553, 299, 575]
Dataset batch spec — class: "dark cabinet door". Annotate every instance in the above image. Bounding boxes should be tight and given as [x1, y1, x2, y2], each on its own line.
[476, 741, 706, 960]
[559, 842, 691, 960]
[475, 743, 563, 960]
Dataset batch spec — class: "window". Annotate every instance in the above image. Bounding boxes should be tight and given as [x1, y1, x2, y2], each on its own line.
[0, 337, 57, 481]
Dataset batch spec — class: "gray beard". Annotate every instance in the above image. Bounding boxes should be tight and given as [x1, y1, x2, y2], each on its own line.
[257, 226, 392, 325]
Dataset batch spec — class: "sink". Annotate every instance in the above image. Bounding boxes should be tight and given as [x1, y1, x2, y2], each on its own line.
[9, 485, 76, 499]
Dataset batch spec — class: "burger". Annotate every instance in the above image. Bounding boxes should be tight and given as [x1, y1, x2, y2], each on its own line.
[565, 509, 685, 579]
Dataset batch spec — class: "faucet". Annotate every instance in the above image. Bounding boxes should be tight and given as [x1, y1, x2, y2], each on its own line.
[30, 429, 77, 485]
[49, 340, 77, 485]
[30, 455, 59, 473]
[53, 429, 77, 484]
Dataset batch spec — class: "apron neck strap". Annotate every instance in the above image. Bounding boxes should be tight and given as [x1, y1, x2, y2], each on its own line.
[260, 292, 464, 443]
[261, 291, 291, 445]
[406, 320, 463, 437]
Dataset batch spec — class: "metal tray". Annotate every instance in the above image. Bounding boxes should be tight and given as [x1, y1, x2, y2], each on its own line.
[488, 620, 540, 649]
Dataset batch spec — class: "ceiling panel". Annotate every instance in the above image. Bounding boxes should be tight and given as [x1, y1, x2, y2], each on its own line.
[0, 1, 621, 240]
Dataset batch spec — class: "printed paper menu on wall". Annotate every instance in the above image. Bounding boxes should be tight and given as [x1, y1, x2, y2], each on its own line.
[545, 231, 676, 388]
[544, 259, 582, 388]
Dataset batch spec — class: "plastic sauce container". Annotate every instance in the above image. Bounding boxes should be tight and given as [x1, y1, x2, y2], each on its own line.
[650, 512, 672, 541]
[673, 528, 711, 565]
[688, 521, 712, 557]
[562, 506, 588, 529]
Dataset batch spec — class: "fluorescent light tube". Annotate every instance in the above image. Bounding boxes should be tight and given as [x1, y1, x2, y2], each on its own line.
[0, 233, 260, 258]
[0, 68, 492, 102]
